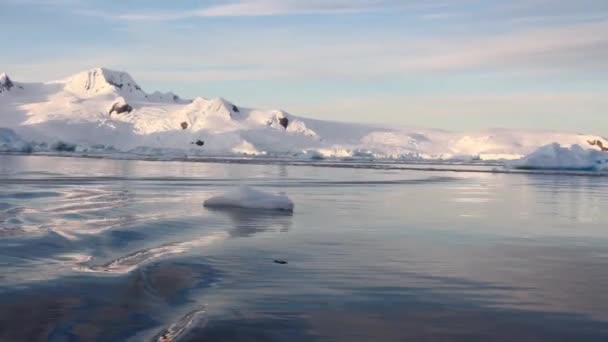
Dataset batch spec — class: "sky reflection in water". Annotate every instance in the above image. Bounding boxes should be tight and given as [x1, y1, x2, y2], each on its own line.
[0, 155, 608, 341]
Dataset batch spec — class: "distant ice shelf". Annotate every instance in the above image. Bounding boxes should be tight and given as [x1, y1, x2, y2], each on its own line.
[510, 143, 608, 171]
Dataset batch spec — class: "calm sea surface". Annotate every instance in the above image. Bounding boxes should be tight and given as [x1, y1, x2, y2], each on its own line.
[1, 155, 608, 341]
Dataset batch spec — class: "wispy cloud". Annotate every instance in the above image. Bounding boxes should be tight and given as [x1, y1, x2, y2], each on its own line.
[72, 0, 608, 23]
[3, 0, 608, 132]
[7, 19, 608, 84]
[89, 0, 429, 21]
[0, 0, 81, 5]
[133, 20, 608, 80]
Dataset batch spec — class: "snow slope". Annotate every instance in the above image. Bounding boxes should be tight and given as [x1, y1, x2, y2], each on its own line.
[0, 67, 606, 161]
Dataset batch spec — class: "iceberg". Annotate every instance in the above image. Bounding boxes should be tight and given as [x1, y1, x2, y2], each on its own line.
[510, 143, 608, 171]
[203, 186, 294, 212]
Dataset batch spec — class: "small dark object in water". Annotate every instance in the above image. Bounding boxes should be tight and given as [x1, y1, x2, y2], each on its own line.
[274, 259, 288, 264]
[194, 140, 204, 146]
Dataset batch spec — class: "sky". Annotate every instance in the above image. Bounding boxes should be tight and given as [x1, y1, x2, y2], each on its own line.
[1, 0, 607, 133]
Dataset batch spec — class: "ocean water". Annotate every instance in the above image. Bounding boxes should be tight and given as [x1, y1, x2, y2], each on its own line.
[1, 155, 608, 341]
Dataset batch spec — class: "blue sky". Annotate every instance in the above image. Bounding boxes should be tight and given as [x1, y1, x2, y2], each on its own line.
[1, 0, 607, 133]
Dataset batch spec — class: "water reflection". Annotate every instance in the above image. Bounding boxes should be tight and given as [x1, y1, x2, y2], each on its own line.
[79, 233, 229, 274]
[153, 305, 208, 342]
[207, 207, 293, 238]
[1, 155, 608, 341]
[79, 204, 294, 274]
[0, 260, 219, 341]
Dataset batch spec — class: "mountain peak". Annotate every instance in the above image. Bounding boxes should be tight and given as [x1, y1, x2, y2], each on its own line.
[64, 67, 144, 98]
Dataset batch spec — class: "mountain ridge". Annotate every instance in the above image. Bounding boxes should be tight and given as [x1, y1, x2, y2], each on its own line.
[0, 67, 606, 160]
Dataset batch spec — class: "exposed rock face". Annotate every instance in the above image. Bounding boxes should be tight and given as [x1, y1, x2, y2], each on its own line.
[109, 102, 133, 115]
[232, 104, 239, 113]
[266, 112, 290, 129]
[0, 73, 14, 93]
[588, 139, 608, 151]
[194, 140, 204, 146]
[278, 117, 289, 129]
[180, 122, 188, 130]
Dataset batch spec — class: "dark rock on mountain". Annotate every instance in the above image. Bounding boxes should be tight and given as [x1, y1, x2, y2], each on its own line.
[265, 112, 290, 130]
[588, 139, 608, 151]
[232, 104, 239, 113]
[0, 73, 14, 93]
[181, 122, 188, 130]
[107, 80, 123, 89]
[109, 102, 133, 115]
[279, 117, 289, 129]
[193, 140, 204, 146]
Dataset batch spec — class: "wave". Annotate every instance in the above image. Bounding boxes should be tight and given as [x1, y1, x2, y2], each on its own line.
[154, 305, 208, 342]
[77, 233, 228, 274]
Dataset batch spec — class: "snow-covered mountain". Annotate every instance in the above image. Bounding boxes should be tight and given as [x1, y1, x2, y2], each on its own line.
[0, 67, 606, 160]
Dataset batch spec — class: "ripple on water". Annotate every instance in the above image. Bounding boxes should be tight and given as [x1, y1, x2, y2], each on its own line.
[154, 305, 208, 342]
[77, 232, 229, 274]
[0, 191, 62, 199]
[0, 205, 42, 237]
[1, 155, 608, 341]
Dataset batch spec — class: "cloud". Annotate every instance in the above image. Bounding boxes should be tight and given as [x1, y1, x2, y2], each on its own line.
[93, 0, 430, 21]
[394, 21, 608, 74]
[0, 0, 81, 5]
[72, 0, 608, 23]
[7, 18, 608, 84]
[127, 20, 608, 81]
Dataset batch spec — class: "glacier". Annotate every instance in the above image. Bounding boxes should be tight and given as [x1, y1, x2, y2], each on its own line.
[1, 67, 607, 163]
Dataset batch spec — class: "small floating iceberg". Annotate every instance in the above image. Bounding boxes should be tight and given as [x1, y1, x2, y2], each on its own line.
[204, 185, 294, 212]
[510, 143, 608, 171]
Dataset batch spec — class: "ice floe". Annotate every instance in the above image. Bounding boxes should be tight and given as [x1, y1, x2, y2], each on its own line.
[203, 185, 294, 212]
